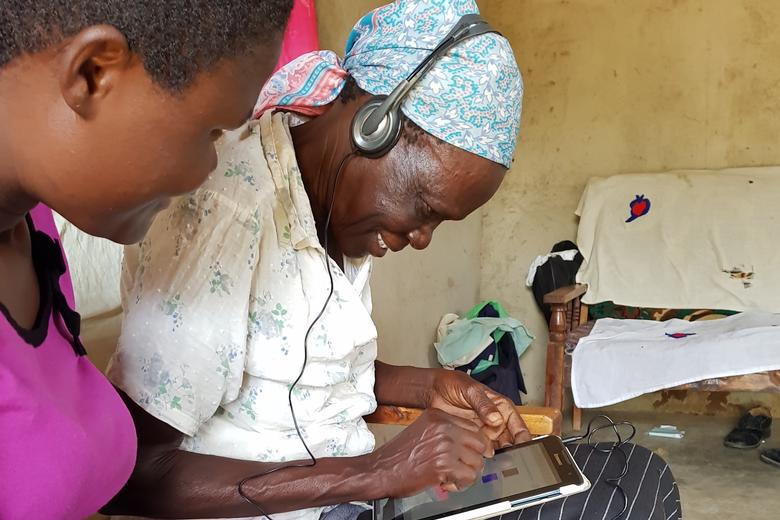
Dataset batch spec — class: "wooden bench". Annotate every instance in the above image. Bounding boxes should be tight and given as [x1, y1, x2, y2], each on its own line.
[543, 283, 780, 430]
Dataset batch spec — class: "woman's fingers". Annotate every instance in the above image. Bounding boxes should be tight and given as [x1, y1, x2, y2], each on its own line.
[488, 390, 531, 444]
[463, 386, 504, 427]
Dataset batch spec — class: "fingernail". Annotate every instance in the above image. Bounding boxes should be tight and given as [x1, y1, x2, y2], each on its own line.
[488, 413, 502, 424]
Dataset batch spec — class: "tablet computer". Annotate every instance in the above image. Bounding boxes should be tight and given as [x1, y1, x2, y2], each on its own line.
[371, 436, 590, 520]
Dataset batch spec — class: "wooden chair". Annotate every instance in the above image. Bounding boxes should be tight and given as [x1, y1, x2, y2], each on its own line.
[366, 405, 562, 437]
[544, 284, 589, 431]
[544, 283, 780, 431]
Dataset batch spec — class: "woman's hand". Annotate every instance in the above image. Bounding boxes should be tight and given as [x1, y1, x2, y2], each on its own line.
[425, 369, 531, 448]
[370, 408, 492, 497]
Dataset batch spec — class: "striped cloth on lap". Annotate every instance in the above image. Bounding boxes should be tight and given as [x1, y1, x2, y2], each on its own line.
[506, 444, 681, 520]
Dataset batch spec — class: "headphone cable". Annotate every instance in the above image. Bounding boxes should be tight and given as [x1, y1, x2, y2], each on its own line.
[238, 151, 356, 518]
[562, 415, 637, 520]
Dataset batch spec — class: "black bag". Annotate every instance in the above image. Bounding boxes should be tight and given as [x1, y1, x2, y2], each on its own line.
[531, 240, 583, 322]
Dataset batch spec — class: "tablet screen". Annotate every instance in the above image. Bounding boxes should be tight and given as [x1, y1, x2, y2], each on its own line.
[374, 441, 567, 520]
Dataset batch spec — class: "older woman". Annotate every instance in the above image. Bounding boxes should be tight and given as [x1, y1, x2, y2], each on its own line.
[105, 1, 681, 520]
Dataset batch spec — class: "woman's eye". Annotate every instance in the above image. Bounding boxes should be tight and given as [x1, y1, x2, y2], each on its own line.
[418, 199, 435, 220]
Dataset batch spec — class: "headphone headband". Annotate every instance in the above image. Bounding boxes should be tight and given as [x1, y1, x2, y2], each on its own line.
[360, 14, 499, 136]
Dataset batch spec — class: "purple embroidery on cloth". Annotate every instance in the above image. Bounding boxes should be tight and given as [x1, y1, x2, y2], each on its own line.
[666, 332, 696, 339]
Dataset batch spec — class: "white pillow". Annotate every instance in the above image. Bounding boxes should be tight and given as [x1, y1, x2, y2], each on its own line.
[53, 213, 123, 319]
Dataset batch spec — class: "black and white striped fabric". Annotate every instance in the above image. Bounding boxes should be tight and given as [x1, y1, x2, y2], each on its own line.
[502, 443, 681, 520]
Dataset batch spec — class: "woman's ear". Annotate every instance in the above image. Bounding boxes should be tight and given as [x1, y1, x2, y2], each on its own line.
[57, 25, 132, 119]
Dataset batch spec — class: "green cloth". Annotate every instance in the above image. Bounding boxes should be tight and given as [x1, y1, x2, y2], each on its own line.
[588, 301, 738, 321]
[464, 300, 509, 319]
[464, 300, 509, 343]
[435, 301, 533, 375]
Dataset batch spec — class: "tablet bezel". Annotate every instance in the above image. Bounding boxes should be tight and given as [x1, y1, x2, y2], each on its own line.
[374, 436, 584, 520]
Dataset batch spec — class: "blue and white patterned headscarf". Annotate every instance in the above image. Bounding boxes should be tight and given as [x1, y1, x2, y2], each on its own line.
[255, 0, 523, 167]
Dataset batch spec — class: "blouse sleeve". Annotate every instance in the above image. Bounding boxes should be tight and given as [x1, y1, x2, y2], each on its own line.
[107, 189, 259, 436]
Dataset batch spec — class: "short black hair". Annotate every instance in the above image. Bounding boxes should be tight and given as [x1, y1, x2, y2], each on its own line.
[0, 1, 293, 91]
[339, 74, 443, 147]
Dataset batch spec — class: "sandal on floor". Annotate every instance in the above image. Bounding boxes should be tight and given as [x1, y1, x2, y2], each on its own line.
[760, 448, 780, 468]
[723, 409, 772, 449]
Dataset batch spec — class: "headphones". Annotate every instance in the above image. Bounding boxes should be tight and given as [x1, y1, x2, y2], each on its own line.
[350, 13, 500, 158]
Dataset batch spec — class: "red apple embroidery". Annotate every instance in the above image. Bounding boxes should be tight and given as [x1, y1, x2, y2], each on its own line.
[626, 194, 651, 223]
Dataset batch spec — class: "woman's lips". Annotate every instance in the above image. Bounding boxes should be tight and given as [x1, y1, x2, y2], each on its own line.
[368, 232, 389, 257]
[373, 231, 409, 255]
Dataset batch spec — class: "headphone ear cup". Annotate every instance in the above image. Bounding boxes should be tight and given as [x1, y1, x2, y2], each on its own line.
[350, 96, 403, 158]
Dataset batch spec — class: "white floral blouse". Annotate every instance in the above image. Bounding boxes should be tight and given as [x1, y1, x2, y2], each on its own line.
[108, 112, 378, 520]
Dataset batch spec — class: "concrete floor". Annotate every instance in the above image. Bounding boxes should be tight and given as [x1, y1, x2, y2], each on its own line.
[574, 411, 780, 520]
